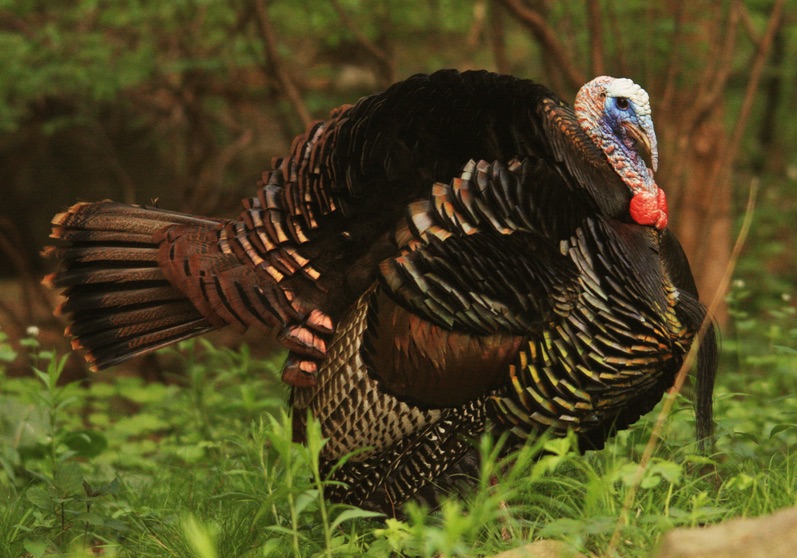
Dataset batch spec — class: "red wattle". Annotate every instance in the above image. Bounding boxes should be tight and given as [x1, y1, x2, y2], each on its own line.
[630, 188, 668, 230]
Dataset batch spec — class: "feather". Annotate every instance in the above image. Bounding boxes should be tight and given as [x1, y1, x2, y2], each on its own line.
[45, 70, 717, 516]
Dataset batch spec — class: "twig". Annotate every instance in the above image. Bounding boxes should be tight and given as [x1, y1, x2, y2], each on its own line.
[659, 0, 686, 110]
[668, 0, 725, 181]
[252, 0, 313, 128]
[0, 219, 53, 325]
[497, 0, 585, 89]
[558, 0, 579, 76]
[606, 180, 758, 556]
[586, 0, 604, 76]
[692, 0, 783, 266]
[754, 30, 784, 174]
[196, 129, 254, 215]
[722, 0, 784, 176]
[688, 3, 739, 136]
[660, 3, 725, 214]
[604, 0, 628, 77]
[664, 3, 739, 228]
[468, 0, 488, 49]
[644, 3, 653, 86]
[92, 120, 138, 204]
[330, 0, 395, 84]
[489, 1, 509, 74]
[737, 1, 762, 44]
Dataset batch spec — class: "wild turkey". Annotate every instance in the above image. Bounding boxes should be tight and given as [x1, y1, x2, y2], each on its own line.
[44, 69, 718, 515]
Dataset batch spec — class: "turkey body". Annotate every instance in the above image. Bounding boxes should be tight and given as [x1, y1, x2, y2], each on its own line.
[45, 70, 717, 515]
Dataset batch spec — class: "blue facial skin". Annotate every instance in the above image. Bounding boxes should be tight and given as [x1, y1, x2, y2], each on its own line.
[602, 96, 658, 177]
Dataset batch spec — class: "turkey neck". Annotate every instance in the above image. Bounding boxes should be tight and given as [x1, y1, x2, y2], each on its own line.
[573, 76, 667, 229]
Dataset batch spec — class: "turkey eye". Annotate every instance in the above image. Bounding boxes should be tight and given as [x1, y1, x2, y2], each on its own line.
[616, 97, 629, 110]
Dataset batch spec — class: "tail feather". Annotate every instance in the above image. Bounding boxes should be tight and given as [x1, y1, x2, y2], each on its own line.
[82, 319, 214, 369]
[45, 245, 161, 264]
[45, 200, 217, 371]
[46, 266, 165, 288]
[56, 285, 184, 315]
[75, 314, 204, 347]
[66, 301, 201, 337]
[46, 198, 335, 382]
[51, 230, 157, 244]
[52, 200, 219, 231]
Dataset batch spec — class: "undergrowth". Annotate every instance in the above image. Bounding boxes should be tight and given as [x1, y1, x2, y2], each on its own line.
[1, 288, 796, 557]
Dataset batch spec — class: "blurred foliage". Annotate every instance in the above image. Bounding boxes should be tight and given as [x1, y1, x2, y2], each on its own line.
[0, 4, 793, 231]
[0, 3, 795, 554]
[0, 0, 795, 357]
[0, 0, 491, 134]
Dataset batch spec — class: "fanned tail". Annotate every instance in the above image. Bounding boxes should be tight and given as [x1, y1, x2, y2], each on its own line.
[43, 200, 220, 370]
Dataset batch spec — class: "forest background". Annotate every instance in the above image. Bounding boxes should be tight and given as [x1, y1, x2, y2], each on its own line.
[0, 0, 793, 369]
[0, 1, 796, 556]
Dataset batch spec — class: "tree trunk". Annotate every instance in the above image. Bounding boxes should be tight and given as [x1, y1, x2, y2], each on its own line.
[669, 113, 730, 324]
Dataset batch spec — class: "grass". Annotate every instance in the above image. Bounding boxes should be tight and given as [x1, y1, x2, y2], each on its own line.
[1, 293, 796, 557]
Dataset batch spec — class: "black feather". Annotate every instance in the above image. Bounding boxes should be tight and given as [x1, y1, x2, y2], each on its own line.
[45, 70, 716, 515]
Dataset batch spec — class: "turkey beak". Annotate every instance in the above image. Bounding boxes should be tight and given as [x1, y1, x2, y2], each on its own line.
[623, 118, 658, 173]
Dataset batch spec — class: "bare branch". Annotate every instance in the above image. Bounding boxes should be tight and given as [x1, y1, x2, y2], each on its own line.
[331, 0, 395, 84]
[253, 0, 313, 128]
[586, 0, 604, 76]
[737, 1, 762, 44]
[497, 0, 585, 89]
[684, 2, 725, 129]
[467, 0, 488, 49]
[659, 0, 686, 110]
[755, 27, 784, 174]
[644, 3, 652, 85]
[660, 3, 729, 213]
[489, 1, 510, 74]
[196, 129, 254, 215]
[687, 3, 739, 137]
[722, 0, 785, 175]
[0, 219, 53, 326]
[604, 0, 628, 76]
[557, 0, 579, 67]
[687, 0, 783, 267]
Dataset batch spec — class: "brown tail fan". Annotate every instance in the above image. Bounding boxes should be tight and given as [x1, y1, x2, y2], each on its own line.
[43, 201, 222, 370]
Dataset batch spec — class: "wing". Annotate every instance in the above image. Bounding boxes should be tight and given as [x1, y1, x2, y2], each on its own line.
[361, 159, 589, 407]
[46, 70, 635, 384]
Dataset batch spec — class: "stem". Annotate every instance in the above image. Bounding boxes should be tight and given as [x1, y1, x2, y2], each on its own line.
[489, 1, 509, 74]
[60, 501, 65, 547]
[283, 434, 301, 557]
[586, 0, 604, 76]
[252, 0, 313, 128]
[722, 0, 784, 175]
[311, 445, 332, 556]
[330, 0, 394, 85]
[606, 179, 758, 555]
[497, 0, 585, 89]
[289, 499, 300, 555]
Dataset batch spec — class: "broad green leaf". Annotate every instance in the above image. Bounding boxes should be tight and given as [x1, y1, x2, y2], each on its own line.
[330, 507, 385, 531]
